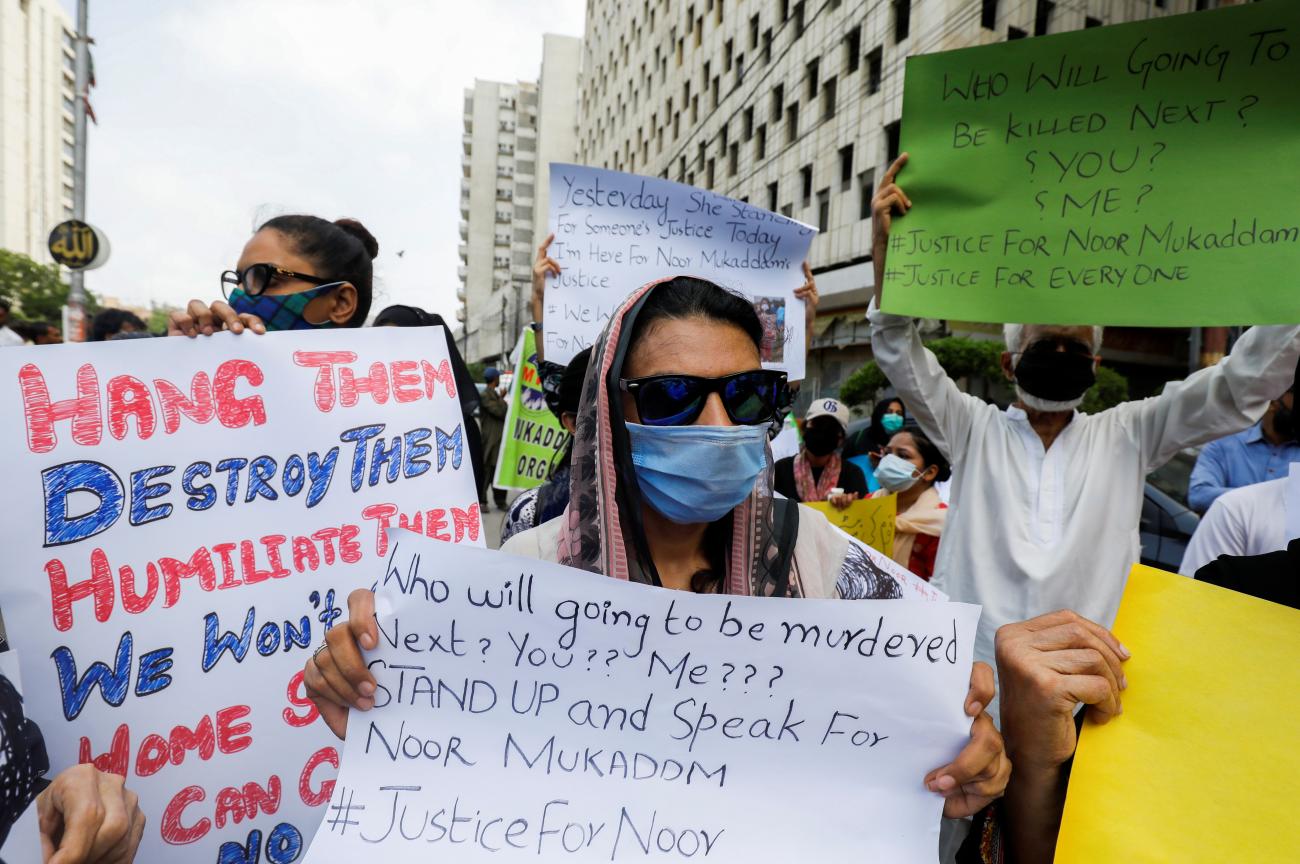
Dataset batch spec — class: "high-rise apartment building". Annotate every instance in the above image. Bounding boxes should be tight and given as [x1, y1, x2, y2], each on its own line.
[0, 0, 76, 263]
[458, 34, 581, 365]
[576, 0, 1227, 395]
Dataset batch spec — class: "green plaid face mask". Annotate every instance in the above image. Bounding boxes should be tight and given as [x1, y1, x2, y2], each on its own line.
[228, 283, 342, 331]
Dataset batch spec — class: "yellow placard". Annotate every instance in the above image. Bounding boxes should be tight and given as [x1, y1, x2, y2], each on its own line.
[1055, 564, 1300, 863]
[805, 496, 896, 557]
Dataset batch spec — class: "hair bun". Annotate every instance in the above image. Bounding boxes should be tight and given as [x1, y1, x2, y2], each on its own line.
[334, 218, 379, 260]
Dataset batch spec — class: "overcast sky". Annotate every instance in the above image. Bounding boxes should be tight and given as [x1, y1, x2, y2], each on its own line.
[69, 0, 586, 318]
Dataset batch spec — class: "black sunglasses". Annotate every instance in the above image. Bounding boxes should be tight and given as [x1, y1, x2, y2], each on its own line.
[220, 263, 334, 298]
[620, 370, 787, 427]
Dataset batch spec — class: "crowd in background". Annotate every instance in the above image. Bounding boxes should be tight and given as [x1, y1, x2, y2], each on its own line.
[2, 162, 1297, 863]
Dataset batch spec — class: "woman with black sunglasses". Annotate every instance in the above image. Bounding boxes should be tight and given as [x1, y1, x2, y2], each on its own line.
[301, 277, 1010, 857]
[167, 215, 376, 336]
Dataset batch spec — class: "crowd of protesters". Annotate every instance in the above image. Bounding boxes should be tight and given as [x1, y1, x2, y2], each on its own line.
[1, 158, 1296, 864]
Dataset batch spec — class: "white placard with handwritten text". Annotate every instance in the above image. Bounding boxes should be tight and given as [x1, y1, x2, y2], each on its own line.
[545, 164, 816, 380]
[305, 531, 979, 862]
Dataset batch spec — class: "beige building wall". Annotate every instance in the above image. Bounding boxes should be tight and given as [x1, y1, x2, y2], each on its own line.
[0, 0, 75, 263]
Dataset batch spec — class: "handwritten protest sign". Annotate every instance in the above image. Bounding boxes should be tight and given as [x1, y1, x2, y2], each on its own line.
[545, 163, 816, 379]
[885, 1, 1300, 325]
[304, 531, 978, 862]
[806, 497, 897, 558]
[0, 328, 480, 863]
[494, 327, 570, 491]
[1056, 564, 1300, 861]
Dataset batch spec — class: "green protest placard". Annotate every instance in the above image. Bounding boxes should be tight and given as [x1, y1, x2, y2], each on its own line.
[885, 1, 1300, 326]
[494, 326, 571, 490]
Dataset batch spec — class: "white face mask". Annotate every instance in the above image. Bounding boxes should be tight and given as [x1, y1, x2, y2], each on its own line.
[1015, 384, 1084, 413]
[873, 453, 922, 493]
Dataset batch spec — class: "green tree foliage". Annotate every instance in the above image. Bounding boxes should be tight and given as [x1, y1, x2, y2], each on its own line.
[1080, 365, 1129, 414]
[0, 249, 97, 322]
[147, 303, 179, 334]
[840, 336, 1129, 414]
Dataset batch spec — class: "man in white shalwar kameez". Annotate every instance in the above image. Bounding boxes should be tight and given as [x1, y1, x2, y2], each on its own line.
[867, 155, 1300, 676]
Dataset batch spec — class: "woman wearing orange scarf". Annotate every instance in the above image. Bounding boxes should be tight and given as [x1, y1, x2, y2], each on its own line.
[872, 426, 950, 580]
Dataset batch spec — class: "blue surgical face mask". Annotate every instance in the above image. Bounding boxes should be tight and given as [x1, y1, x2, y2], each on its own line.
[874, 453, 922, 493]
[626, 422, 768, 525]
[227, 283, 342, 331]
[880, 412, 905, 435]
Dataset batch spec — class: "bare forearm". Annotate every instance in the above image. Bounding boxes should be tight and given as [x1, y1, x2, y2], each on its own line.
[1002, 762, 1070, 864]
[531, 292, 545, 362]
[872, 245, 885, 310]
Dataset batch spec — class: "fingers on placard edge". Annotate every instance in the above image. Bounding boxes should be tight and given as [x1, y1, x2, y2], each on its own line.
[968, 661, 995, 710]
[307, 652, 368, 711]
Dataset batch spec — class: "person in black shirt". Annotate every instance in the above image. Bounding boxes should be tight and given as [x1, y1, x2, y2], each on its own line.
[773, 398, 868, 506]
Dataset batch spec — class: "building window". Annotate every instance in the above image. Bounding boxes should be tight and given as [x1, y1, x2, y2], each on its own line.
[711, 75, 720, 110]
[724, 39, 734, 71]
[781, 204, 793, 218]
[743, 106, 755, 139]
[771, 84, 784, 123]
[1008, 26, 1028, 40]
[673, 111, 681, 140]
[786, 102, 799, 145]
[800, 164, 813, 207]
[794, 1, 806, 36]
[822, 76, 837, 121]
[981, 0, 998, 30]
[817, 189, 830, 232]
[62, 95, 75, 114]
[806, 58, 819, 100]
[858, 169, 876, 219]
[749, 13, 760, 49]
[728, 142, 739, 177]
[756, 124, 767, 159]
[885, 121, 901, 163]
[893, 0, 911, 42]
[762, 28, 773, 65]
[839, 145, 853, 191]
[845, 27, 862, 73]
[1034, 0, 1055, 36]
[779, 0, 789, 21]
[767, 181, 779, 212]
[1085, 15, 1103, 27]
[867, 47, 883, 94]
[707, 158, 715, 189]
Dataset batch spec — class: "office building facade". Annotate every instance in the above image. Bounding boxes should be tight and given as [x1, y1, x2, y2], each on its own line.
[0, 0, 77, 263]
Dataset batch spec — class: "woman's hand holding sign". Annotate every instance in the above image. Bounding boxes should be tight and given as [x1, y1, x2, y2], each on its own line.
[167, 299, 267, 337]
[304, 588, 380, 740]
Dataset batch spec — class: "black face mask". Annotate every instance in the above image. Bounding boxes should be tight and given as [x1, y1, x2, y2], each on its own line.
[804, 425, 841, 457]
[1013, 348, 1096, 402]
[1273, 403, 1296, 442]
